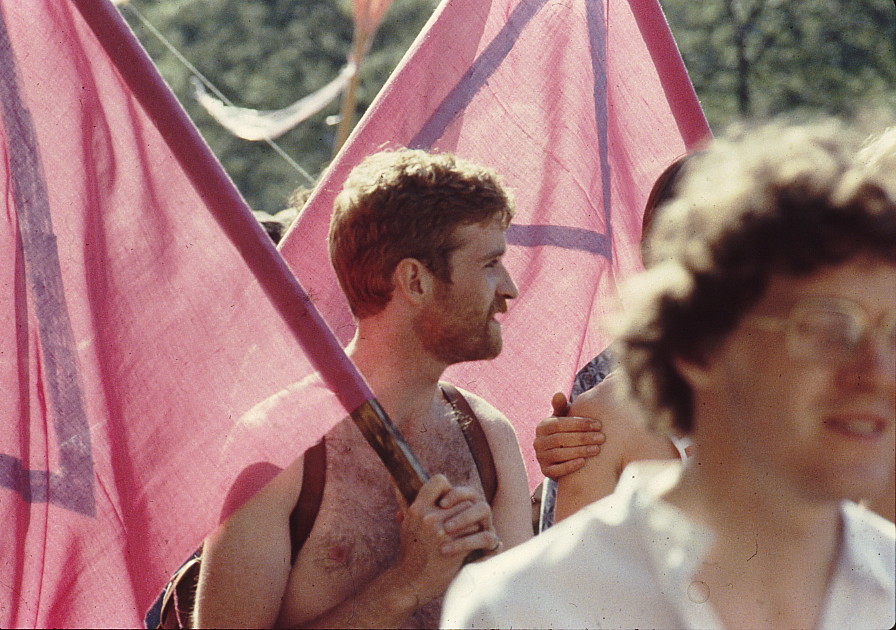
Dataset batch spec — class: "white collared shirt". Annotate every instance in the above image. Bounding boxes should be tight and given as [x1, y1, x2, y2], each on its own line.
[441, 462, 895, 630]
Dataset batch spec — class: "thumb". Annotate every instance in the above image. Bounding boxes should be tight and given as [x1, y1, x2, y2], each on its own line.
[551, 391, 570, 416]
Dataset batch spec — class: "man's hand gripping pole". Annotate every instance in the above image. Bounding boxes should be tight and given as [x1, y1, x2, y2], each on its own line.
[350, 399, 486, 563]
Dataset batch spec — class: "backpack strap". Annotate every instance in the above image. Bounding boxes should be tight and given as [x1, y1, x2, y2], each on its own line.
[288, 437, 326, 563]
[440, 383, 498, 505]
[155, 552, 201, 628]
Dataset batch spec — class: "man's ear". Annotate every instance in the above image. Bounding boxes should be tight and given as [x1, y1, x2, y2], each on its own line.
[393, 258, 434, 305]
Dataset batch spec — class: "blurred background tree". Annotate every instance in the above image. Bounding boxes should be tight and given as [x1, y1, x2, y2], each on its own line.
[121, 0, 894, 214]
[664, 0, 895, 125]
[122, 0, 438, 213]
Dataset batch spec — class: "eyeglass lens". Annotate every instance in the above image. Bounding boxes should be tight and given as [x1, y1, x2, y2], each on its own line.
[789, 304, 896, 362]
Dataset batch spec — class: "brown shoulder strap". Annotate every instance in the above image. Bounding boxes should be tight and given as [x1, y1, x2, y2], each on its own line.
[440, 383, 498, 505]
[288, 437, 326, 563]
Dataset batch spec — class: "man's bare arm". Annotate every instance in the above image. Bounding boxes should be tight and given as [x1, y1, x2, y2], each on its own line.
[464, 391, 534, 550]
[554, 376, 677, 522]
[194, 456, 305, 628]
[553, 384, 628, 522]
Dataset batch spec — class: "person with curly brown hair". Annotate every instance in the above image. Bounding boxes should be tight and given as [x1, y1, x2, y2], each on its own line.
[444, 119, 895, 630]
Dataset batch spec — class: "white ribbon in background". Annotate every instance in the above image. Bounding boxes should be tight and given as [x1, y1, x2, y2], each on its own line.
[192, 63, 357, 141]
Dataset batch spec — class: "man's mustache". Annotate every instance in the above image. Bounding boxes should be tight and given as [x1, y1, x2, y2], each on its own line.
[491, 300, 508, 315]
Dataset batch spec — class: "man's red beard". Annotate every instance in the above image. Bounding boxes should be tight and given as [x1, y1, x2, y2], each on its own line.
[414, 298, 506, 365]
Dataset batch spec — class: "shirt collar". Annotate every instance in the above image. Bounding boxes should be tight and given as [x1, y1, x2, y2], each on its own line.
[838, 500, 895, 592]
[625, 461, 714, 585]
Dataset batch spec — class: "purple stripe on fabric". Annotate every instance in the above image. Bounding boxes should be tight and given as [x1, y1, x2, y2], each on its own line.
[409, 0, 550, 149]
[71, 0, 373, 411]
[410, 0, 611, 259]
[586, 0, 613, 263]
[506, 224, 609, 257]
[0, 9, 95, 516]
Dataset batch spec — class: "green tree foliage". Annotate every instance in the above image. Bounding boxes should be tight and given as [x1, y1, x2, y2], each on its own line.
[662, 0, 895, 130]
[122, 0, 437, 213]
[121, 0, 893, 212]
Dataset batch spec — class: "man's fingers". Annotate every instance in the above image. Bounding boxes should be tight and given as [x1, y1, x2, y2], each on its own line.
[443, 501, 491, 536]
[437, 485, 480, 510]
[537, 431, 604, 454]
[440, 530, 500, 556]
[543, 458, 587, 479]
[542, 445, 602, 467]
[535, 415, 602, 437]
[409, 474, 452, 513]
[537, 442, 601, 479]
[450, 522, 484, 538]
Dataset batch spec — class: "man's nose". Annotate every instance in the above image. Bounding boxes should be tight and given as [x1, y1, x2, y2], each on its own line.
[498, 266, 519, 300]
[839, 333, 896, 395]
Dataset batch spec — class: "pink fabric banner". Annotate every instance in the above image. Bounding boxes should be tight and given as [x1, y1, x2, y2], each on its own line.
[279, 0, 712, 489]
[0, 1, 372, 627]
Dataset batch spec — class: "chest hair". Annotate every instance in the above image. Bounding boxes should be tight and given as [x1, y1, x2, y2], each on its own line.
[284, 408, 484, 627]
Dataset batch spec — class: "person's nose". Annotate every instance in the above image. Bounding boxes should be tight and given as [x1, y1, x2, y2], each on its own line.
[839, 331, 896, 398]
[498, 264, 519, 301]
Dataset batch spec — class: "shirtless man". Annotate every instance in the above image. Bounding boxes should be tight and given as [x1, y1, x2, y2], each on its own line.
[194, 149, 532, 628]
[444, 119, 895, 629]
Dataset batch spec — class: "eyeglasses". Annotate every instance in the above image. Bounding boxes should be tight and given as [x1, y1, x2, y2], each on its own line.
[747, 297, 896, 365]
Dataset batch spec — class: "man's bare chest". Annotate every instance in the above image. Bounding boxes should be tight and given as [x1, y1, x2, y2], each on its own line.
[279, 414, 482, 625]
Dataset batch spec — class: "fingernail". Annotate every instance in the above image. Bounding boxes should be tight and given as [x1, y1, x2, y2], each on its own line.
[587, 445, 600, 454]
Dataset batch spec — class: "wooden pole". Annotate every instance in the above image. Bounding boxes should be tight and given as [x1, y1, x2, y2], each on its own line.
[333, 33, 367, 156]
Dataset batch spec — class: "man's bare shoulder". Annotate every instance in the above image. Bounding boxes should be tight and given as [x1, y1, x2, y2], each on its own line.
[568, 376, 677, 469]
[568, 375, 647, 443]
[449, 384, 517, 440]
[440, 382, 525, 491]
[221, 452, 305, 528]
[447, 383, 533, 548]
